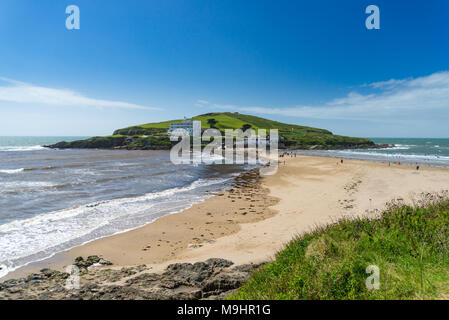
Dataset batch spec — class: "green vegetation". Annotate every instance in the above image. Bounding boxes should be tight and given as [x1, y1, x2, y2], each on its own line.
[229, 193, 449, 300]
[126, 135, 171, 149]
[48, 135, 128, 149]
[114, 112, 332, 134]
[48, 134, 171, 150]
[207, 118, 218, 128]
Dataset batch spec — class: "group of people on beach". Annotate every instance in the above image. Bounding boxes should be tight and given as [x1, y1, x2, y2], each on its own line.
[388, 161, 420, 171]
[280, 152, 296, 158]
[278, 152, 422, 171]
[280, 152, 296, 165]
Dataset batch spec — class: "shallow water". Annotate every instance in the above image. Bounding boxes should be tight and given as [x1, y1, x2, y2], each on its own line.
[294, 138, 449, 167]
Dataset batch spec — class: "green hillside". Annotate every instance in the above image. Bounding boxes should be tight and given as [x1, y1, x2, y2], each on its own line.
[112, 112, 375, 149]
[114, 112, 331, 134]
[48, 112, 379, 150]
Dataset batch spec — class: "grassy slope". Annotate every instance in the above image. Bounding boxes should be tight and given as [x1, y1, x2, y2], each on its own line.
[229, 194, 449, 300]
[113, 112, 374, 148]
[115, 112, 332, 133]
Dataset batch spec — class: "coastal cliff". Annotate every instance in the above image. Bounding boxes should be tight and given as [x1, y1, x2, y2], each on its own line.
[46, 112, 390, 150]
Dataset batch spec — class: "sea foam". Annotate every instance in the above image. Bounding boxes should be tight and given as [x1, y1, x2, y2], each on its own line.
[0, 145, 47, 152]
[0, 176, 232, 278]
[0, 168, 25, 174]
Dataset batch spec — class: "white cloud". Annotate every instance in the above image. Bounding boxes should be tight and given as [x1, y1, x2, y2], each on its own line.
[363, 78, 409, 89]
[212, 71, 449, 121]
[194, 99, 210, 107]
[0, 77, 159, 110]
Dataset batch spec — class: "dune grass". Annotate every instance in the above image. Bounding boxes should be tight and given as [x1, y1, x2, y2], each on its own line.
[228, 192, 449, 300]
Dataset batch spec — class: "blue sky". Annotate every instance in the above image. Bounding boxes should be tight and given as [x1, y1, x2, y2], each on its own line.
[0, 0, 448, 137]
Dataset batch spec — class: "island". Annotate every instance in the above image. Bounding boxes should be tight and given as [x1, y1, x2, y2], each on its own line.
[46, 112, 390, 150]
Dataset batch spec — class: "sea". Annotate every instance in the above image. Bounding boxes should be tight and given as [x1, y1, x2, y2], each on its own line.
[295, 138, 449, 167]
[0, 137, 250, 278]
[0, 136, 448, 278]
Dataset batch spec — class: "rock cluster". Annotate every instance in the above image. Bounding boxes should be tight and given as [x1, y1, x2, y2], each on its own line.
[0, 258, 261, 300]
[74, 255, 113, 271]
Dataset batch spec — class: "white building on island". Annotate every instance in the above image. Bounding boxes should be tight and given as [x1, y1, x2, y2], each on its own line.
[168, 119, 201, 136]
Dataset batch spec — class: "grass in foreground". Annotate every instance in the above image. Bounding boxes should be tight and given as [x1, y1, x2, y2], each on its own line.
[229, 192, 449, 300]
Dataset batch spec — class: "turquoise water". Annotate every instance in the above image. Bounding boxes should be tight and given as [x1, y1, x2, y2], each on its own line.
[371, 138, 449, 158]
[295, 138, 449, 167]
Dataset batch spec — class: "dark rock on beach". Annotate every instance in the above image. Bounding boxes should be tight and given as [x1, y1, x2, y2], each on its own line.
[73, 255, 113, 271]
[0, 257, 262, 300]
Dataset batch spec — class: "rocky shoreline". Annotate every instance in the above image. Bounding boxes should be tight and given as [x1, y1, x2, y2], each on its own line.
[45, 137, 393, 151]
[0, 257, 262, 300]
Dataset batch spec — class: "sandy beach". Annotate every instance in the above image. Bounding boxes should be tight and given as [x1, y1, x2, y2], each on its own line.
[36, 156, 449, 271]
[2, 154, 449, 299]
[3, 155, 449, 285]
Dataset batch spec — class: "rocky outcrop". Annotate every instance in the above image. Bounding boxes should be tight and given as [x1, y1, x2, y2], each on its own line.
[46, 137, 391, 151]
[47, 136, 127, 149]
[73, 256, 113, 271]
[0, 258, 262, 300]
[46, 135, 172, 150]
